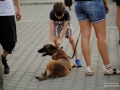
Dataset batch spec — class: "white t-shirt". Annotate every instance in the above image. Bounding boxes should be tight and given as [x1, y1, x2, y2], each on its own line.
[0, 0, 15, 16]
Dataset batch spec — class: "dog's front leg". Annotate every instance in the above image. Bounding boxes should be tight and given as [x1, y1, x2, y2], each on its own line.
[69, 64, 75, 70]
[71, 64, 75, 68]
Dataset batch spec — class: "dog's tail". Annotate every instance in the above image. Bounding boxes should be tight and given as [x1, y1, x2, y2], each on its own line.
[35, 76, 51, 81]
[35, 73, 55, 81]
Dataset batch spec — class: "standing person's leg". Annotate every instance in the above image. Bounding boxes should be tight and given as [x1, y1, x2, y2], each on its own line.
[68, 0, 72, 10]
[1, 42, 15, 74]
[74, 0, 120, 75]
[0, 16, 17, 74]
[89, 0, 120, 75]
[74, 1, 93, 75]
[69, 5, 72, 10]
[68, 36, 78, 58]
[93, 20, 110, 65]
[68, 36, 82, 67]
[65, 22, 82, 67]
[0, 46, 4, 90]
[116, 2, 120, 43]
[79, 20, 93, 75]
[64, 0, 69, 10]
[79, 21, 92, 66]
[93, 20, 120, 75]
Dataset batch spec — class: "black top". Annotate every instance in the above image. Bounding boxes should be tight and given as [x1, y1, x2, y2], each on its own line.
[50, 9, 70, 21]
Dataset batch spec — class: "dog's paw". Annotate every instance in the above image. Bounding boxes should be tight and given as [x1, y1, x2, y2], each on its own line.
[71, 64, 75, 68]
[72, 65, 76, 68]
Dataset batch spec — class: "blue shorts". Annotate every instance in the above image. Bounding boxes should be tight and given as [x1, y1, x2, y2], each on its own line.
[74, 0, 106, 23]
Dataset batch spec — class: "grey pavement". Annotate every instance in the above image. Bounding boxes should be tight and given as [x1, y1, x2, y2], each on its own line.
[2, 0, 120, 90]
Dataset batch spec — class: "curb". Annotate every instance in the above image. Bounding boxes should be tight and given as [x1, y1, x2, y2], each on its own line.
[20, 2, 56, 5]
[20, 1, 74, 5]
[20, 0, 113, 5]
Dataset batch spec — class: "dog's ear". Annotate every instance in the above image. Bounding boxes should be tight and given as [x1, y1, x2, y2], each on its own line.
[49, 44, 56, 50]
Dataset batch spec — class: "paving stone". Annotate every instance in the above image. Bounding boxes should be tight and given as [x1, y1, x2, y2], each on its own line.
[49, 87, 60, 90]
[84, 88, 96, 90]
[14, 88, 25, 90]
[4, 86, 14, 90]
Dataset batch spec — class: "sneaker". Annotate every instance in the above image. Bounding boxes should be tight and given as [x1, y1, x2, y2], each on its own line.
[75, 59, 82, 67]
[1, 55, 10, 74]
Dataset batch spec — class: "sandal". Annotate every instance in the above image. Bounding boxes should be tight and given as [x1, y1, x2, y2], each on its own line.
[103, 64, 120, 75]
[86, 66, 94, 76]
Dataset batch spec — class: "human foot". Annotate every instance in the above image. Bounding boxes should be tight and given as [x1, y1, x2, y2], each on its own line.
[103, 64, 120, 75]
[75, 59, 82, 67]
[86, 66, 94, 76]
[1, 55, 10, 74]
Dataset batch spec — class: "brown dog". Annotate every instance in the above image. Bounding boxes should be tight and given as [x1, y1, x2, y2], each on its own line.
[35, 44, 75, 81]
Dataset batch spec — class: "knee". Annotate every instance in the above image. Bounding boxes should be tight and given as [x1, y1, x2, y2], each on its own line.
[96, 36, 107, 41]
[81, 35, 90, 41]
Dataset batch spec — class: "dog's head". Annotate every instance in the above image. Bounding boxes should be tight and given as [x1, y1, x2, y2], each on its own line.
[38, 44, 62, 56]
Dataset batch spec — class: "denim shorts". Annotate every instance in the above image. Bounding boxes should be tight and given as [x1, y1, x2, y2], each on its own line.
[74, 0, 106, 23]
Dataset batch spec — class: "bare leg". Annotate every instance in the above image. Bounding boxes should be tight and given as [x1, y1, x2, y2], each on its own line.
[68, 36, 82, 67]
[116, 6, 120, 43]
[92, 20, 120, 75]
[68, 36, 79, 59]
[79, 20, 93, 75]
[116, 6, 120, 34]
[79, 20, 92, 66]
[93, 20, 110, 65]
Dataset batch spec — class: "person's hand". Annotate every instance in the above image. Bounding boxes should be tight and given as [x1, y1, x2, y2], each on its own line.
[104, 4, 109, 14]
[56, 39, 61, 46]
[16, 10, 22, 21]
